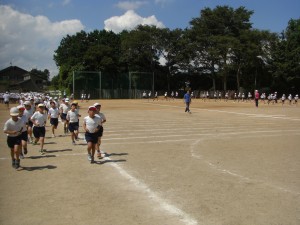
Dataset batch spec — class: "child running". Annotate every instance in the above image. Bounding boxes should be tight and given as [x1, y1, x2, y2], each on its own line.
[66, 102, 81, 145]
[93, 103, 106, 159]
[23, 101, 35, 143]
[30, 104, 47, 155]
[17, 105, 29, 159]
[3, 107, 24, 169]
[83, 106, 102, 163]
[59, 98, 70, 135]
[48, 101, 60, 137]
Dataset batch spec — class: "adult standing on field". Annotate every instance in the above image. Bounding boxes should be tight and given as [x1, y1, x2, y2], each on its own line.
[184, 90, 192, 113]
[255, 90, 260, 107]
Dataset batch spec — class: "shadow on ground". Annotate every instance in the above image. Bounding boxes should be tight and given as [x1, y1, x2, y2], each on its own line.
[27, 155, 57, 159]
[45, 149, 72, 153]
[20, 165, 57, 171]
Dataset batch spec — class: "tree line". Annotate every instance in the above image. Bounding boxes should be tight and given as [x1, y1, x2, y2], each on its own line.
[52, 5, 300, 95]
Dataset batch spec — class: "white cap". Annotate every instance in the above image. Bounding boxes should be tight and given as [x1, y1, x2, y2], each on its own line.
[93, 102, 101, 107]
[24, 101, 31, 105]
[17, 105, 25, 110]
[10, 107, 19, 116]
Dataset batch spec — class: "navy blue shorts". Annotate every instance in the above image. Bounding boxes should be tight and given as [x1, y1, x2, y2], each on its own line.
[96, 126, 103, 137]
[69, 122, 79, 132]
[60, 113, 67, 121]
[50, 118, 59, 127]
[21, 130, 28, 141]
[33, 126, 46, 138]
[28, 120, 33, 128]
[85, 132, 98, 144]
[7, 135, 22, 148]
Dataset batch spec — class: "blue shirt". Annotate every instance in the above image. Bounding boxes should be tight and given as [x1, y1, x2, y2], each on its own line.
[184, 93, 191, 103]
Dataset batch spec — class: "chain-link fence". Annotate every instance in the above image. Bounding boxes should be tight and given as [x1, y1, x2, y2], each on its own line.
[73, 71, 154, 99]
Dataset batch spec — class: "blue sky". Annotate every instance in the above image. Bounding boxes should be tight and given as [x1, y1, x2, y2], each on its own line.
[0, 0, 299, 77]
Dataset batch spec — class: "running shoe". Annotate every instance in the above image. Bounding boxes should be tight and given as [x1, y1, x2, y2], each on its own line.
[15, 160, 20, 169]
[12, 159, 15, 168]
[90, 157, 95, 164]
[97, 151, 103, 159]
[100, 150, 106, 157]
[87, 154, 92, 161]
[19, 153, 24, 159]
[72, 141, 76, 145]
[24, 148, 28, 155]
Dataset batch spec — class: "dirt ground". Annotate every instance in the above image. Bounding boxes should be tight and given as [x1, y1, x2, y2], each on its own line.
[0, 99, 299, 225]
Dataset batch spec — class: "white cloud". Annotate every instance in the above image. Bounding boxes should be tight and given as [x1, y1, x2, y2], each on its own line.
[115, 1, 148, 11]
[104, 10, 165, 33]
[62, 0, 71, 6]
[154, 0, 173, 7]
[0, 5, 84, 77]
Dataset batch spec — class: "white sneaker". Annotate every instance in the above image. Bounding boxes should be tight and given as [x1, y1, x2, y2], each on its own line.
[52, 134, 56, 138]
[87, 154, 92, 161]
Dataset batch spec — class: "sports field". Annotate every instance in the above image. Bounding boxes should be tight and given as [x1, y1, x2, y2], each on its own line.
[0, 99, 299, 225]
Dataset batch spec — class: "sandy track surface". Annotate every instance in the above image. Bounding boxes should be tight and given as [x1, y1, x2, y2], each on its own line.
[0, 99, 299, 225]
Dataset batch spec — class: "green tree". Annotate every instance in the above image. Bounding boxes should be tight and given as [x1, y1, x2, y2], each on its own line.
[188, 6, 253, 91]
[269, 18, 300, 93]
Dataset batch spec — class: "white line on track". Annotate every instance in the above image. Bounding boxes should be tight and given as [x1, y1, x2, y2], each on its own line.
[190, 134, 300, 196]
[142, 102, 300, 121]
[107, 157, 199, 225]
[0, 154, 199, 224]
[101, 129, 300, 141]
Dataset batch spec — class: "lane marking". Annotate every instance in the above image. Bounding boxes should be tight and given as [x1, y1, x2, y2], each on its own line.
[190, 134, 300, 196]
[107, 157, 199, 225]
[142, 102, 300, 121]
[101, 129, 300, 141]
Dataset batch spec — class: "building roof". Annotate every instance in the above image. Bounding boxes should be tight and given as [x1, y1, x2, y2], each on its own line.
[0, 66, 28, 76]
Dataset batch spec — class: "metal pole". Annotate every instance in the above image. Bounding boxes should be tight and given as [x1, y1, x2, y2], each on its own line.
[73, 71, 75, 99]
[255, 67, 257, 89]
[100, 71, 102, 99]
[129, 72, 131, 99]
[152, 72, 154, 94]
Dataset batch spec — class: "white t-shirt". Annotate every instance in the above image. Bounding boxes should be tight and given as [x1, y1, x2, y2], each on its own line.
[67, 109, 80, 123]
[83, 115, 102, 133]
[3, 93, 10, 102]
[59, 103, 70, 114]
[19, 114, 28, 132]
[48, 107, 59, 118]
[96, 112, 106, 124]
[24, 107, 34, 121]
[19, 99, 24, 106]
[3, 118, 24, 137]
[31, 111, 47, 127]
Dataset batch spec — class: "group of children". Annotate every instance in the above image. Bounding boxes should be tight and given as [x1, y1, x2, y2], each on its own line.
[3, 99, 106, 169]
